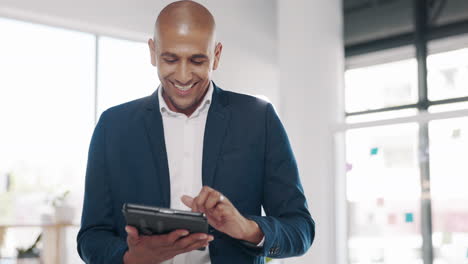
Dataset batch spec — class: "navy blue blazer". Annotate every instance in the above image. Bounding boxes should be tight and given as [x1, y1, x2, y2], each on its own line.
[77, 83, 315, 264]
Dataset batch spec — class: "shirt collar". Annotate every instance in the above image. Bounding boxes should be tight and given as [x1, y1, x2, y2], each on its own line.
[158, 81, 214, 117]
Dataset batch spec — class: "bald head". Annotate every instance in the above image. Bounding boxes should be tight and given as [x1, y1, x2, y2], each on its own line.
[154, 1, 216, 43]
[148, 0, 223, 117]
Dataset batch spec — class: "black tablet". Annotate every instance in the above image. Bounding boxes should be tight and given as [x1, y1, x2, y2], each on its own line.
[122, 203, 209, 236]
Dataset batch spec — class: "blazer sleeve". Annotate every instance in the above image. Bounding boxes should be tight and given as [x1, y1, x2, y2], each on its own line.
[76, 111, 128, 264]
[241, 103, 315, 258]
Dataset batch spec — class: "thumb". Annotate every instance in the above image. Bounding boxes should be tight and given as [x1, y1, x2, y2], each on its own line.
[181, 195, 194, 209]
[125, 225, 139, 246]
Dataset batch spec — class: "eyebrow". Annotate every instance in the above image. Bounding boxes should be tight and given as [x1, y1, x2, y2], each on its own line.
[160, 52, 177, 58]
[160, 52, 208, 60]
[191, 54, 209, 60]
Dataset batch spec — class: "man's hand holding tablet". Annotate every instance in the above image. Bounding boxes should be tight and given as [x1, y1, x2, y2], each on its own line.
[124, 226, 212, 264]
[122, 204, 213, 264]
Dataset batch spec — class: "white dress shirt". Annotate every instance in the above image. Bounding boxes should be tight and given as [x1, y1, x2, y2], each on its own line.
[159, 82, 213, 264]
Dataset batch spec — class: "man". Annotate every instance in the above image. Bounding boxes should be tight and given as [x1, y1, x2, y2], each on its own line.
[77, 1, 315, 263]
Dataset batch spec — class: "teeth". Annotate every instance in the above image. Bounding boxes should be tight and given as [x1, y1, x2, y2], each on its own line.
[174, 83, 194, 91]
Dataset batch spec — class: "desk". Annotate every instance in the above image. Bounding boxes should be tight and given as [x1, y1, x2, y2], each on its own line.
[0, 223, 79, 264]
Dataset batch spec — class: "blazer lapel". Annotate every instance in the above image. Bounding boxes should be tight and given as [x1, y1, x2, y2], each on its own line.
[202, 84, 231, 188]
[143, 90, 171, 207]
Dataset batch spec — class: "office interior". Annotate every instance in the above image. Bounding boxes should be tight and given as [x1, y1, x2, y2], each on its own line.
[0, 0, 467, 263]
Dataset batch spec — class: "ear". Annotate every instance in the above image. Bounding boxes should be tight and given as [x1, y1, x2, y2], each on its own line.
[148, 38, 157, 67]
[212, 42, 223, 71]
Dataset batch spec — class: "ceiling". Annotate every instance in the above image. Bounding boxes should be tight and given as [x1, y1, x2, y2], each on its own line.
[343, 0, 468, 45]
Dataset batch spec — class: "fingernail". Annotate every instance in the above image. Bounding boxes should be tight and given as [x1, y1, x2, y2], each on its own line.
[208, 236, 214, 241]
[125, 227, 130, 233]
[199, 234, 207, 240]
[182, 231, 189, 236]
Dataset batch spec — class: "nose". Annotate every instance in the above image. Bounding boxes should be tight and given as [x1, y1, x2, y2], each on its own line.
[174, 61, 192, 85]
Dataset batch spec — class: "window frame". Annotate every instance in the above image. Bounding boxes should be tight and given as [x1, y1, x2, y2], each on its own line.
[342, 1, 468, 264]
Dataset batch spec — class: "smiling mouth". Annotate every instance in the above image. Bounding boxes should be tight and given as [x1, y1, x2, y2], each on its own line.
[174, 82, 195, 92]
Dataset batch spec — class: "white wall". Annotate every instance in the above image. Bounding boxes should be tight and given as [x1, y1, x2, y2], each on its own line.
[0, 0, 280, 108]
[278, 0, 345, 263]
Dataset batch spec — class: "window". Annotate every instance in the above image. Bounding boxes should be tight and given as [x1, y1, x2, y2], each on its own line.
[0, 17, 95, 262]
[429, 117, 468, 263]
[97, 36, 159, 117]
[0, 17, 157, 263]
[343, 0, 468, 262]
[346, 124, 422, 264]
[345, 58, 418, 113]
[428, 47, 468, 101]
[344, 39, 468, 264]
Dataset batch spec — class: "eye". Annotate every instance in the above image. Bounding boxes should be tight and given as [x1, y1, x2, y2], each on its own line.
[191, 60, 205, 65]
[164, 58, 177, 64]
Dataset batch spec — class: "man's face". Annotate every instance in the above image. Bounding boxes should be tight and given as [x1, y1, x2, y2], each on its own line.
[148, 28, 222, 115]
